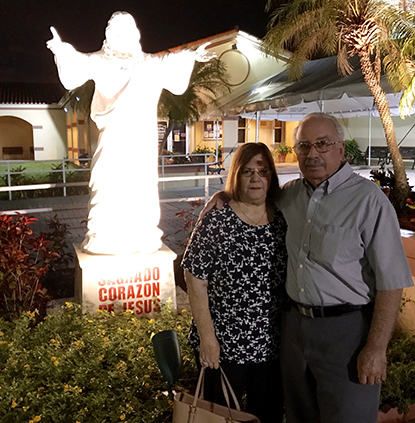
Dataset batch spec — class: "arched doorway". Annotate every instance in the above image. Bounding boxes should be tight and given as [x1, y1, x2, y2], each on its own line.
[0, 116, 34, 160]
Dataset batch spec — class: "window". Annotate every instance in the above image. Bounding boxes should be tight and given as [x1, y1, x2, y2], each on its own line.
[158, 122, 167, 142]
[203, 120, 222, 139]
[172, 124, 187, 154]
[3, 146, 23, 155]
[238, 117, 246, 143]
[274, 120, 284, 144]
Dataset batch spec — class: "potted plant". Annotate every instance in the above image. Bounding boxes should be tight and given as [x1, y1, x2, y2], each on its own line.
[344, 139, 363, 164]
[274, 142, 293, 163]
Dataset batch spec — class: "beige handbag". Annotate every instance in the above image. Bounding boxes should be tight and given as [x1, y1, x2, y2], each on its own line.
[173, 366, 261, 423]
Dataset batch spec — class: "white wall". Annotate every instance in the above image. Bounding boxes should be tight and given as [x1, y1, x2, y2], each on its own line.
[206, 32, 287, 114]
[222, 117, 238, 169]
[0, 105, 67, 160]
[339, 114, 415, 151]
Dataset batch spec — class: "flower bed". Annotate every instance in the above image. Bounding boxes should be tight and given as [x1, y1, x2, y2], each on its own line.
[0, 302, 197, 423]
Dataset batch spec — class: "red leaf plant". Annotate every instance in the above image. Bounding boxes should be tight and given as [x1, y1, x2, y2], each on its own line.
[0, 213, 58, 321]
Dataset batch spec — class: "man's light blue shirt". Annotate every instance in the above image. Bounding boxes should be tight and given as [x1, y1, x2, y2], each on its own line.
[278, 163, 413, 306]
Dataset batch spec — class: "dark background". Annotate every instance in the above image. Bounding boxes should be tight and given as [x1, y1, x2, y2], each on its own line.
[0, 0, 271, 83]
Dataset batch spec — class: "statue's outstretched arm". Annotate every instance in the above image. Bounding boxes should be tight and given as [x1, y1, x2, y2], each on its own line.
[157, 43, 216, 96]
[47, 26, 91, 90]
[194, 43, 216, 62]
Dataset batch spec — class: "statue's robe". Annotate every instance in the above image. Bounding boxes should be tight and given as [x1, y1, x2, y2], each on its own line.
[53, 45, 196, 254]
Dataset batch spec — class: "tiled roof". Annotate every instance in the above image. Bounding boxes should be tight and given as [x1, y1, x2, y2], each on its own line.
[0, 82, 64, 105]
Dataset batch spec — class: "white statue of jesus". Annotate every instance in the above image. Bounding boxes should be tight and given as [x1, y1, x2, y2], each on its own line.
[47, 11, 214, 255]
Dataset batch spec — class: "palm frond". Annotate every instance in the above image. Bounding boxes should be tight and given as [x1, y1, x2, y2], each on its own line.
[337, 44, 355, 75]
[263, 0, 344, 78]
[60, 80, 95, 116]
[157, 57, 230, 127]
[400, 76, 415, 117]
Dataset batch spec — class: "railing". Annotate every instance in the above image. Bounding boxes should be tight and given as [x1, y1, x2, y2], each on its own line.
[0, 174, 225, 215]
[158, 174, 224, 203]
[0, 158, 91, 201]
[158, 153, 219, 177]
[0, 161, 225, 204]
[0, 154, 222, 201]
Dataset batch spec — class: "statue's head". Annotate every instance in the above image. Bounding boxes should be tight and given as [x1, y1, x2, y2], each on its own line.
[104, 11, 142, 57]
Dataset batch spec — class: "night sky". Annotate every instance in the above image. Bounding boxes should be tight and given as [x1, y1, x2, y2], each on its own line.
[0, 0, 271, 84]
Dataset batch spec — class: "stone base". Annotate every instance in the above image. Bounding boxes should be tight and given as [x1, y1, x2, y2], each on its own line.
[74, 243, 177, 317]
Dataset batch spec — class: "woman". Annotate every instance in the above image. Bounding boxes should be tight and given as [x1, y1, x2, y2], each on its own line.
[182, 142, 287, 423]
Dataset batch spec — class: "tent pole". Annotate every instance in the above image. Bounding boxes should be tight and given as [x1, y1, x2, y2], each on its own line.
[216, 117, 219, 163]
[255, 111, 261, 143]
[318, 90, 325, 112]
[368, 109, 372, 166]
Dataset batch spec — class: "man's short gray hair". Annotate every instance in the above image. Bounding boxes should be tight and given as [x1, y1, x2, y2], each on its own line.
[293, 112, 345, 142]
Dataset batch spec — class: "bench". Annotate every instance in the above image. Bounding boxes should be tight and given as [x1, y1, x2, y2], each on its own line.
[362, 146, 389, 166]
[363, 146, 415, 169]
[398, 147, 415, 170]
[207, 162, 225, 184]
[2, 146, 23, 160]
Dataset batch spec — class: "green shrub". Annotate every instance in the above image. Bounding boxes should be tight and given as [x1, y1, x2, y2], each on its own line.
[159, 151, 190, 165]
[47, 163, 90, 197]
[0, 166, 39, 200]
[274, 142, 293, 156]
[344, 139, 362, 164]
[380, 333, 415, 414]
[0, 163, 90, 200]
[0, 302, 197, 423]
[191, 146, 221, 163]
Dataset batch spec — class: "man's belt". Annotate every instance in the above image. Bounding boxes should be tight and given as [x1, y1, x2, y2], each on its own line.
[291, 300, 365, 318]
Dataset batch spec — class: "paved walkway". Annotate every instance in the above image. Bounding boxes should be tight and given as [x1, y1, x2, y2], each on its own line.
[2, 162, 415, 251]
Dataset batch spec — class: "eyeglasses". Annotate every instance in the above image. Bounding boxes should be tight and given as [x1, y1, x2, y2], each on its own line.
[293, 140, 342, 155]
[240, 168, 272, 178]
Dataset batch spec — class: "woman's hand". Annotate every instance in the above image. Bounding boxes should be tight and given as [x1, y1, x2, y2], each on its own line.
[198, 190, 229, 221]
[199, 335, 221, 369]
[185, 270, 221, 369]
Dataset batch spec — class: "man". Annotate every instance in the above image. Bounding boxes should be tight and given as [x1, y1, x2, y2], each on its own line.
[205, 112, 412, 422]
[277, 112, 412, 423]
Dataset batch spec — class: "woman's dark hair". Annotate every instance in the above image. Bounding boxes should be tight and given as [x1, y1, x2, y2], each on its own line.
[225, 142, 280, 203]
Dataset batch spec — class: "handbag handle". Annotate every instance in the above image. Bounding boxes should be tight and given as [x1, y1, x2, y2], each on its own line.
[219, 367, 241, 411]
[192, 366, 242, 411]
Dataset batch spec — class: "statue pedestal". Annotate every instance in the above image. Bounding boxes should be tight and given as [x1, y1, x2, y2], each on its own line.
[74, 243, 177, 316]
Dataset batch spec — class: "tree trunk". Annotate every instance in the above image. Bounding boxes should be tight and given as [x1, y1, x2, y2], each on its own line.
[358, 51, 410, 210]
[158, 120, 175, 155]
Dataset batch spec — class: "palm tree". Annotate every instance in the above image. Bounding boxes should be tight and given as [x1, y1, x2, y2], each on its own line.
[157, 58, 230, 155]
[262, 0, 415, 209]
[59, 79, 95, 117]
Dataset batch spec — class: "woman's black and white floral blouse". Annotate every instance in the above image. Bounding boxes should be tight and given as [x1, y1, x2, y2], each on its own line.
[182, 203, 287, 364]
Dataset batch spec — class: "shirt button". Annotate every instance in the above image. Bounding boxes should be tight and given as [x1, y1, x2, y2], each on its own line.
[314, 198, 318, 202]
[300, 288, 305, 292]
[299, 264, 303, 268]
[303, 243, 307, 247]
[307, 219, 311, 223]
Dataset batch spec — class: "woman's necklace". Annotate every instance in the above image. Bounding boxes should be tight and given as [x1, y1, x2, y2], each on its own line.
[236, 202, 267, 226]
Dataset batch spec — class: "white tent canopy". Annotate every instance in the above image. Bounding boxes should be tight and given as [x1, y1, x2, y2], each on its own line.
[240, 92, 406, 121]
[220, 56, 415, 121]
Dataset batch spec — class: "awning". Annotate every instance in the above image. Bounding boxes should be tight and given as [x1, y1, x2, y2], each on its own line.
[219, 56, 412, 121]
